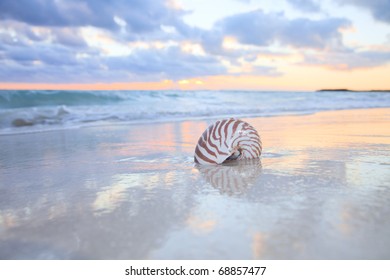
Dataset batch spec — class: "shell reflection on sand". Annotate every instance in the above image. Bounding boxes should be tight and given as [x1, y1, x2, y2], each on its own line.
[196, 159, 262, 195]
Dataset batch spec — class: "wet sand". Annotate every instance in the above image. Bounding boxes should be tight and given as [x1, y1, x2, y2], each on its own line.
[0, 108, 389, 259]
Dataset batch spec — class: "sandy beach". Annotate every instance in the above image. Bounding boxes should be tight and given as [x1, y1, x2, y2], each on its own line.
[0, 108, 389, 259]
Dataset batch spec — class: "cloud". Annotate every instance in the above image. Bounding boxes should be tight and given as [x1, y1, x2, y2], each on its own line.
[0, 42, 227, 83]
[0, 21, 88, 49]
[0, 0, 186, 34]
[0, 39, 101, 83]
[0, 0, 225, 83]
[53, 29, 87, 47]
[280, 17, 348, 49]
[302, 49, 390, 70]
[287, 0, 321, 13]
[338, 0, 390, 24]
[207, 9, 350, 49]
[104, 46, 227, 80]
[0, 0, 221, 82]
[0, 0, 388, 84]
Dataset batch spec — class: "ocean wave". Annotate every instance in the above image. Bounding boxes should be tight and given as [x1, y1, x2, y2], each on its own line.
[0, 90, 136, 109]
[0, 90, 389, 134]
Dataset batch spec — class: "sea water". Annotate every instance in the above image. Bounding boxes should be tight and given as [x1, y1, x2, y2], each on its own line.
[1, 90, 389, 134]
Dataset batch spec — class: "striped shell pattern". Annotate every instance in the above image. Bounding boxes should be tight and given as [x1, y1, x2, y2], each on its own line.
[194, 118, 262, 165]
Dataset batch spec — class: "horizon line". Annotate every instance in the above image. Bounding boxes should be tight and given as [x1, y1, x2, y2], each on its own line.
[0, 83, 389, 92]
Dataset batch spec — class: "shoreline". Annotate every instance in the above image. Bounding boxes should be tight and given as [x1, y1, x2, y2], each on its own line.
[1, 107, 389, 137]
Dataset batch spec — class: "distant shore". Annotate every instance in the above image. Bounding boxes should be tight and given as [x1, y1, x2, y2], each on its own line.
[317, 89, 390, 92]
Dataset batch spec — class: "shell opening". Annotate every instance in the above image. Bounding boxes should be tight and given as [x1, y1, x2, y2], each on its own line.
[224, 148, 242, 162]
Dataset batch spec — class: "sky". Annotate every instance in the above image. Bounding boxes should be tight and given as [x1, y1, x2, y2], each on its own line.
[0, 0, 389, 91]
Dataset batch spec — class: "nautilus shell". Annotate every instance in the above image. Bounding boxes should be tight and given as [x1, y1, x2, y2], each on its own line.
[194, 118, 262, 165]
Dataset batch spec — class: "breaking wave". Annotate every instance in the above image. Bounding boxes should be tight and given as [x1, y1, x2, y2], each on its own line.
[0, 90, 389, 134]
